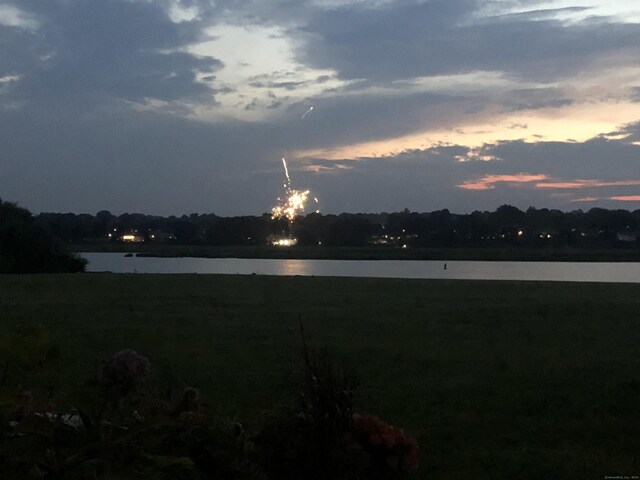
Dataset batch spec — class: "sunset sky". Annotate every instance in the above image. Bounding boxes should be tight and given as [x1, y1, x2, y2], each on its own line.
[1, 0, 639, 215]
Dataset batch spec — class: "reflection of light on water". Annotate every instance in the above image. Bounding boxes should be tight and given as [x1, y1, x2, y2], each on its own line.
[279, 260, 311, 276]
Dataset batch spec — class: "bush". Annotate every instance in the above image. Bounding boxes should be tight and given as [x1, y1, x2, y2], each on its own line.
[255, 346, 366, 480]
[254, 319, 419, 480]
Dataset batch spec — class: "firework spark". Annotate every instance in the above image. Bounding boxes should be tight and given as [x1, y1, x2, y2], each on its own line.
[272, 158, 316, 221]
[301, 106, 314, 120]
[282, 157, 291, 187]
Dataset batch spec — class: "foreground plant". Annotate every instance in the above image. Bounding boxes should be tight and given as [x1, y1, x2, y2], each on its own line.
[0, 349, 259, 479]
[255, 318, 419, 480]
[0, 325, 419, 480]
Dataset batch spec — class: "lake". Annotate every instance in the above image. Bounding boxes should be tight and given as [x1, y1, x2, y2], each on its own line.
[79, 252, 640, 283]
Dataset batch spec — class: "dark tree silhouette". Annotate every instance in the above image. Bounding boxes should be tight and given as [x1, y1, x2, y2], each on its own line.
[30, 205, 640, 250]
[0, 198, 86, 273]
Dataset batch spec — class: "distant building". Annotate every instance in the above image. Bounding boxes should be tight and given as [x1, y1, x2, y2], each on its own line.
[119, 233, 145, 243]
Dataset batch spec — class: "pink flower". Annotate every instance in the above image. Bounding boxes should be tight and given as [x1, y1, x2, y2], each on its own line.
[352, 414, 419, 469]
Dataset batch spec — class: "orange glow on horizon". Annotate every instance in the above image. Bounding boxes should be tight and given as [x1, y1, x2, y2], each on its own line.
[293, 101, 640, 162]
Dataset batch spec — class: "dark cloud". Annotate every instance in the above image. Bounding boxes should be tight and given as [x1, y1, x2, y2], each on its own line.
[1, 92, 638, 215]
[299, 134, 640, 213]
[0, 103, 294, 215]
[275, 90, 480, 153]
[275, 82, 581, 155]
[482, 6, 591, 22]
[249, 79, 309, 90]
[482, 136, 640, 180]
[615, 120, 640, 142]
[4, 0, 222, 110]
[0, 24, 40, 77]
[248, 71, 332, 90]
[502, 88, 574, 111]
[1, 0, 639, 215]
[295, 1, 640, 82]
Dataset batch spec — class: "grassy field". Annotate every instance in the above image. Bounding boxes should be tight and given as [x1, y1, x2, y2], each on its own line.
[1, 274, 639, 479]
[71, 242, 640, 262]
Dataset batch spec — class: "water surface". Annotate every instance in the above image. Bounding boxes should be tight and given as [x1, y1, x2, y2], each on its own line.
[80, 253, 640, 283]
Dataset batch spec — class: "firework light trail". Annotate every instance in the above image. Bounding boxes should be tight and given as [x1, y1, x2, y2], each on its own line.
[271, 107, 319, 222]
[301, 106, 314, 120]
[282, 157, 291, 187]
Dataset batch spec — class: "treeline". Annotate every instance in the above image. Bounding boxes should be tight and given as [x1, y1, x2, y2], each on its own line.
[35, 205, 640, 248]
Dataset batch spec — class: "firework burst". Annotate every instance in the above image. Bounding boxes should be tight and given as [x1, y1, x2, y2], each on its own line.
[271, 157, 318, 221]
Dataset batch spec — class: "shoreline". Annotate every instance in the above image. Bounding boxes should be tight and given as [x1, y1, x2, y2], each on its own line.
[69, 243, 640, 262]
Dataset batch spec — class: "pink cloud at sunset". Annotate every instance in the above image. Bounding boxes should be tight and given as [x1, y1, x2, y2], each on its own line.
[573, 195, 640, 202]
[458, 174, 549, 190]
[609, 195, 640, 202]
[535, 180, 640, 189]
[571, 197, 600, 202]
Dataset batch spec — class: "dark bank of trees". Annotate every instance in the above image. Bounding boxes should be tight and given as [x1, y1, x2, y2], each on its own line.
[34, 205, 640, 249]
[0, 199, 86, 273]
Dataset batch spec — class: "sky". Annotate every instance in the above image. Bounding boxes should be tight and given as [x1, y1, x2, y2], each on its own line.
[1, 0, 639, 215]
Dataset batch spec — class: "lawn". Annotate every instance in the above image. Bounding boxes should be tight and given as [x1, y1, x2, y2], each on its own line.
[1, 273, 639, 479]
